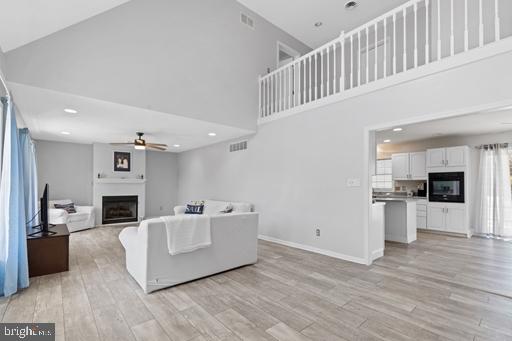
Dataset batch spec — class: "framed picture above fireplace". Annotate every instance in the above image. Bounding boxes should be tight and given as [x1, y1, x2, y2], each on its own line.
[113, 151, 131, 172]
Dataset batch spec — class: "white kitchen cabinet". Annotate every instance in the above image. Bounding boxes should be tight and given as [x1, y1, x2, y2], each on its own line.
[427, 146, 467, 169]
[445, 207, 466, 232]
[427, 206, 445, 231]
[392, 153, 410, 180]
[410, 152, 427, 179]
[445, 146, 466, 167]
[392, 152, 426, 180]
[427, 204, 467, 234]
[416, 199, 427, 229]
[427, 148, 446, 168]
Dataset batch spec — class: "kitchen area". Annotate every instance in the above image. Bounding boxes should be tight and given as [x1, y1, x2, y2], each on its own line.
[371, 128, 472, 250]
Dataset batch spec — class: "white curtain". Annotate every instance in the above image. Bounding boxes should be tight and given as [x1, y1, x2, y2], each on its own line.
[475, 145, 512, 237]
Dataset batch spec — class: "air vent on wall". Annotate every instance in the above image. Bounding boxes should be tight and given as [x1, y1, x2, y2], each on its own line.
[240, 13, 254, 29]
[229, 140, 248, 153]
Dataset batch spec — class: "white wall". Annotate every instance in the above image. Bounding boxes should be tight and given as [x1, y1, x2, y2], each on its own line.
[4, 0, 310, 131]
[178, 49, 512, 263]
[93, 143, 145, 179]
[35, 140, 93, 205]
[35, 141, 179, 217]
[0, 46, 6, 97]
[146, 151, 179, 218]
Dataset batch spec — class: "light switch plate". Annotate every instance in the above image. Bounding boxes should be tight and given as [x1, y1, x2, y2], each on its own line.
[346, 178, 361, 187]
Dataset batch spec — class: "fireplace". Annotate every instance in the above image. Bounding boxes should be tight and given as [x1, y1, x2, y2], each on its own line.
[102, 196, 138, 225]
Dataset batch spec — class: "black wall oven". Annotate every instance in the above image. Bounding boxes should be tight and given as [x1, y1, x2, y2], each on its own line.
[428, 172, 465, 203]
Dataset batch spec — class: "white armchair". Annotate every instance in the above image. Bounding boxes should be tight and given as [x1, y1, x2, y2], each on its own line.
[49, 199, 95, 233]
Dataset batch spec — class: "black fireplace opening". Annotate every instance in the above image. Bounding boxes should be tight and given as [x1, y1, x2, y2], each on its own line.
[102, 195, 138, 225]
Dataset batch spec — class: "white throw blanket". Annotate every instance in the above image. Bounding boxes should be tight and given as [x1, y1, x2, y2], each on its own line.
[160, 215, 212, 255]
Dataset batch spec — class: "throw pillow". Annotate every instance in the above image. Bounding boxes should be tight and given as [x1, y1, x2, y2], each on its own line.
[185, 201, 205, 215]
[54, 202, 77, 214]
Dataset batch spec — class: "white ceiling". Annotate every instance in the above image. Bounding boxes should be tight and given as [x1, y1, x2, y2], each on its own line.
[10, 82, 254, 153]
[238, 0, 409, 48]
[0, 0, 131, 52]
[376, 109, 512, 145]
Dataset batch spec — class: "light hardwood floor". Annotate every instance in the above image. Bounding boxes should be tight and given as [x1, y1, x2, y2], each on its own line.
[2, 228, 512, 341]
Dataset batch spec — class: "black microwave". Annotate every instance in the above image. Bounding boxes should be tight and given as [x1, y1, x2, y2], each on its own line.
[428, 172, 465, 203]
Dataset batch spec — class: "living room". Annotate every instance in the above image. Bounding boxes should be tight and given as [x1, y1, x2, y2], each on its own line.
[2, 0, 512, 340]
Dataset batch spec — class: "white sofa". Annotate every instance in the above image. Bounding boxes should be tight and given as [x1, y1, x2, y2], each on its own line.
[49, 199, 95, 233]
[119, 200, 258, 293]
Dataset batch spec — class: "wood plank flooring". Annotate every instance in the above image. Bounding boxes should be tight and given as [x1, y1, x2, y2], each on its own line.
[2, 228, 512, 341]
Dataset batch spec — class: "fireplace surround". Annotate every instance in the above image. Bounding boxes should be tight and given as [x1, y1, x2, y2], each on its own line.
[102, 195, 138, 225]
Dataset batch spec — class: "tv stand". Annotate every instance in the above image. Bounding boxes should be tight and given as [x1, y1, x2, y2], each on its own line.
[27, 224, 57, 237]
[27, 224, 69, 277]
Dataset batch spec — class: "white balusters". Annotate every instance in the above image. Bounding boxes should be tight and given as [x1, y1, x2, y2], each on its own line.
[375, 23, 378, 80]
[384, 19, 387, 77]
[437, 0, 441, 60]
[404, 7, 408, 71]
[350, 34, 354, 89]
[450, 0, 455, 56]
[495, 0, 501, 42]
[393, 13, 397, 74]
[366, 27, 370, 82]
[358, 31, 362, 86]
[327, 45, 331, 95]
[340, 33, 345, 91]
[258, 0, 508, 121]
[309, 56, 313, 102]
[479, 0, 484, 47]
[414, 2, 418, 68]
[426, 0, 430, 63]
[333, 42, 337, 93]
[314, 53, 318, 100]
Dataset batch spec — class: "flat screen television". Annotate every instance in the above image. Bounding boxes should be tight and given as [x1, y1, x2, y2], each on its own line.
[28, 183, 55, 236]
[40, 183, 49, 232]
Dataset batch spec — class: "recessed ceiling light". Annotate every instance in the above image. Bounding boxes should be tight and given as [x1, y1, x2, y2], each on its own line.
[64, 108, 78, 114]
[345, 1, 358, 10]
[61, 131, 71, 135]
[208, 132, 217, 137]
[314, 22, 323, 27]
[173, 144, 181, 148]
[393, 127, 403, 132]
[383, 139, 391, 143]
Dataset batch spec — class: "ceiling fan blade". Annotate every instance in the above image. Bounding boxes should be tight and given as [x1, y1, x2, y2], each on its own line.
[147, 145, 167, 151]
[146, 143, 168, 147]
[110, 143, 134, 145]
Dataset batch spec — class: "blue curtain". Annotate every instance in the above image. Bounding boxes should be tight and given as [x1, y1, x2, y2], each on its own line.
[18, 128, 38, 228]
[0, 97, 29, 297]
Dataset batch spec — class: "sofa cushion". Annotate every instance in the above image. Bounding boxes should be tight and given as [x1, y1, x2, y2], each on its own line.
[185, 202, 204, 215]
[231, 202, 252, 213]
[67, 212, 90, 223]
[204, 200, 233, 216]
[54, 202, 77, 213]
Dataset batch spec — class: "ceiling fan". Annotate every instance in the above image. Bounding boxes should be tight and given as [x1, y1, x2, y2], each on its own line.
[110, 132, 168, 151]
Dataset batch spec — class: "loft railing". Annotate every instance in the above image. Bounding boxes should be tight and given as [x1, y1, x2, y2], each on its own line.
[258, 0, 511, 123]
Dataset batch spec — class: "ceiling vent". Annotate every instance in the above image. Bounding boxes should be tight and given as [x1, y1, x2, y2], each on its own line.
[229, 140, 248, 153]
[240, 13, 255, 29]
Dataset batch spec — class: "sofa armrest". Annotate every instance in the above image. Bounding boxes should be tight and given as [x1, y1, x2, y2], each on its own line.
[49, 208, 68, 224]
[75, 205, 94, 214]
[174, 205, 187, 215]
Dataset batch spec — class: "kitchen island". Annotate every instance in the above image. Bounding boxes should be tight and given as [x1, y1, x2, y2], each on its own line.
[375, 197, 417, 244]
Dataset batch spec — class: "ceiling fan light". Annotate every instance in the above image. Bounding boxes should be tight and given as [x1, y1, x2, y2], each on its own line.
[134, 145, 146, 150]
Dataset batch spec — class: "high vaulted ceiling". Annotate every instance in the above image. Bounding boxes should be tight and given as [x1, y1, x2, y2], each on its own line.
[10, 82, 254, 152]
[0, 0, 131, 52]
[237, 0, 409, 48]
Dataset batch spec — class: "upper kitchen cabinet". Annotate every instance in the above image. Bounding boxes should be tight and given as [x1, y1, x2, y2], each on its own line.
[392, 152, 426, 180]
[427, 146, 468, 169]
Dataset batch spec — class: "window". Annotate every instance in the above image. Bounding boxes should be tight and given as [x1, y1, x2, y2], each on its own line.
[372, 159, 393, 190]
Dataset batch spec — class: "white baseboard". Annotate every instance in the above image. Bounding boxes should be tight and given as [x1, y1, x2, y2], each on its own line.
[258, 234, 368, 265]
[371, 248, 384, 261]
